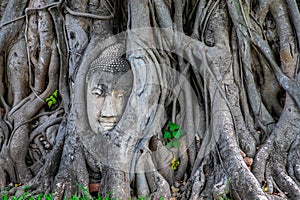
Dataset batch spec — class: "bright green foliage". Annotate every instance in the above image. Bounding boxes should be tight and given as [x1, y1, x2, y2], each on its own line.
[45, 194, 53, 200]
[135, 196, 163, 200]
[166, 142, 173, 148]
[0, 192, 157, 200]
[162, 122, 184, 171]
[168, 122, 179, 131]
[221, 197, 231, 200]
[172, 140, 180, 148]
[46, 89, 59, 109]
[173, 129, 184, 139]
[163, 122, 185, 149]
[0, 193, 9, 200]
[163, 130, 172, 139]
[0, 185, 51, 200]
[221, 195, 231, 200]
[36, 194, 46, 200]
[0, 184, 156, 200]
[136, 195, 149, 200]
[2, 191, 34, 200]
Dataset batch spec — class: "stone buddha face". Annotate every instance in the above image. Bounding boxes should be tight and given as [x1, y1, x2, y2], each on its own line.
[86, 57, 132, 134]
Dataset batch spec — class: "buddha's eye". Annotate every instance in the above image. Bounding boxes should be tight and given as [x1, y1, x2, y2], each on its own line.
[92, 88, 105, 98]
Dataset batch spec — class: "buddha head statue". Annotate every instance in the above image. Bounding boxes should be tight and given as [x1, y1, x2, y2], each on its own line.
[86, 44, 132, 134]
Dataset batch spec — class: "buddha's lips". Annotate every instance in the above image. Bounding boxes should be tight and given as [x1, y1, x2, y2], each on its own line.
[99, 122, 116, 130]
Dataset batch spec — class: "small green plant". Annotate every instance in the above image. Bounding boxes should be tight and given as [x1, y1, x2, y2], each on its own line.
[221, 178, 231, 200]
[136, 196, 163, 200]
[0, 185, 48, 200]
[136, 195, 148, 200]
[66, 183, 92, 200]
[163, 122, 185, 148]
[45, 89, 59, 109]
[0, 184, 157, 200]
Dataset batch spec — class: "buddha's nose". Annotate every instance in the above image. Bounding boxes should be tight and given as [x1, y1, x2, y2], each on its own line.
[101, 95, 117, 118]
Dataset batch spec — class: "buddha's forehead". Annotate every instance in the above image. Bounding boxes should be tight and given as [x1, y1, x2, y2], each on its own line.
[89, 71, 133, 89]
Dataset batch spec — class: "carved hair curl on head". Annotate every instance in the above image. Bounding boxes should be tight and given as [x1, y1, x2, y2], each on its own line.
[86, 43, 131, 81]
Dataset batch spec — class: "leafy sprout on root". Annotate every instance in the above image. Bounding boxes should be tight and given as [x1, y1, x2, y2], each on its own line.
[163, 122, 185, 149]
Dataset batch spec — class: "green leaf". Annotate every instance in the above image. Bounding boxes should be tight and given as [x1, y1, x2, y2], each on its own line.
[173, 129, 185, 139]
[77, 183, 91, 200]
[173, 140, 180, 148]
[18, 191, 29, 200]
[37, 194, 45, 200]
[46, 96, 58, 108]
[163, 130, 172, 139]
[70, 195, 79, 200]
[27, 196, 35, 200]
[53, 89, 58, 97]
[23, 185, 30, 191]
[77, 183, 89, 194]
[168, 122, 180, 131]
[47, 100, 53, 108]
[166, 142, 173, 148]
[45, 96, 52, 103]
[52, 97, 57, 105]
[46, 90, 59, 108]
[45, 194, 53, 200]
[1, 193, 9, 200]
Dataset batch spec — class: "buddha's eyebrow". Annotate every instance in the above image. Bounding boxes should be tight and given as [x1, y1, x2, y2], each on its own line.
[92, 84, 110, 92]
[94, 83, 105, 89]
